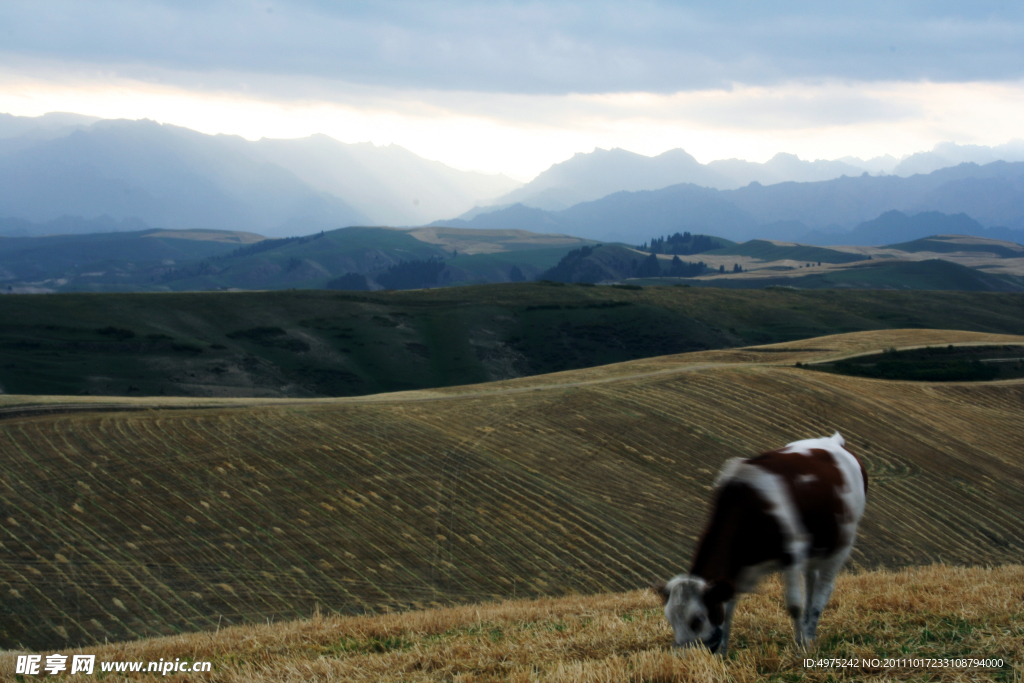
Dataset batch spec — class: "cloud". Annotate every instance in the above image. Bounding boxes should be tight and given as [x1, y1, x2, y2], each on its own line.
[4, 59, 1023, 179]
[1, 1, 1022, 97]
[2, 2, 1023, 178]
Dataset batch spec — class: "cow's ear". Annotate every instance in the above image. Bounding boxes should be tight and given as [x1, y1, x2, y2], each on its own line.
[702, 581, 735, 626]
[652, 582, 670, 605]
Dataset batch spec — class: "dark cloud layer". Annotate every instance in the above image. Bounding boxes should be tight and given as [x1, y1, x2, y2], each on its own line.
[2, 1, 1023, 95]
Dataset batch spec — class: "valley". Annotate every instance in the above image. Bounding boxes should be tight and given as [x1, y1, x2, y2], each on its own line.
[2, 286, 1024, 397]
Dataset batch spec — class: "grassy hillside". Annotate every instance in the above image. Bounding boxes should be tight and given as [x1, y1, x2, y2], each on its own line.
[708, 239, 867, 264]
[409, 227, 595, 255]
[541, 238, 1024, 289]
[444, 246, 588, 285]
[0, 226, 596, 293]
[538, 243, 671, 282]
[1, 329, 1022, 650]
[3, 223, 1021, 294]
[885, 234, 1024, 258]
[155, 227, 451, 291]
[635, 259, 1024, 292]
[3, 564, 1017, 681]
[2, 286, 1024, 397]
[0, 229, 262, 290]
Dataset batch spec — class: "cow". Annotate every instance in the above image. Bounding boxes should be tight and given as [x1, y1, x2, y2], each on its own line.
[654, 432, 867, 657]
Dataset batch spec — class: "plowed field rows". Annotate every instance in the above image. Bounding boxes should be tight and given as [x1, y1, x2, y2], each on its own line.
[1, 329, 1022, 649]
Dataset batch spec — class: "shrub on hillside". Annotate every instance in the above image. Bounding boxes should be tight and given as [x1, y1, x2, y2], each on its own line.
[669, 255, 709, 277]
[325, 273, 370, 291]
[377, 258, 447, 290]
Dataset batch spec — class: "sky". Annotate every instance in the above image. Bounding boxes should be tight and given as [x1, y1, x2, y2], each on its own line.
[1, 1, 1023, 179]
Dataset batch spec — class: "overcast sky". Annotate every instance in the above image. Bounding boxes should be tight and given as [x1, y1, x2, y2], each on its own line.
[1, 1, 1023, 178]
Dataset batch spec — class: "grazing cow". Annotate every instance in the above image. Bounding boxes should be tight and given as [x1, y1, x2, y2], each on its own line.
[654, 432, 867, 656]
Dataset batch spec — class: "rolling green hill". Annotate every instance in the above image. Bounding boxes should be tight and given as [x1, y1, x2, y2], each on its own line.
[634, 259, 1024, 292]
[3, 223, 1022, 294]
[0, 229, 263, 288]
[443, 246, 588, 285]
[884, 234, 1024, 258]
[537, 244, 671, 282]
[1, 286, 1024, 398]
[149, 227, 452, 291]
[1, 329, 1021, 650]
[2, 226, 597, 293]
[707, 239, 868, 264]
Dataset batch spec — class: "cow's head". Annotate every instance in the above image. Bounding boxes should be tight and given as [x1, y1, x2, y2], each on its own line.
[653, 575, 734, 652]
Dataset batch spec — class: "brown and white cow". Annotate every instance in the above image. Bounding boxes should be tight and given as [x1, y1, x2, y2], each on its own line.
[654, 432, 867, 656]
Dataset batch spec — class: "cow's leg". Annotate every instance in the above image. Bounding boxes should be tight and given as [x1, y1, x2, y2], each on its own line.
[785, 564, 806, 646]
[718, 598, 738, 658]
[803, 550, 849, 644]
[802, 567, 819, 641]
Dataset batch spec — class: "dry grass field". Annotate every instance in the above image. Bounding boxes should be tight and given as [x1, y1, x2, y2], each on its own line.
[2, 564, 1019, 681]
[0, 328, 1022, 660]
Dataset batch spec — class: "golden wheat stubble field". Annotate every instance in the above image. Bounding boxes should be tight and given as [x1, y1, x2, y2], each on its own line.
[3, 564, 1019, 682]
[0, 330, 1022, 667]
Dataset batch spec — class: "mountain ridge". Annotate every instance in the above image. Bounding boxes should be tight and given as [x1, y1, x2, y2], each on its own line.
[472, 141, 1024, 215]
[434, 166, 1024, 244]
[0, 115, 521, 234]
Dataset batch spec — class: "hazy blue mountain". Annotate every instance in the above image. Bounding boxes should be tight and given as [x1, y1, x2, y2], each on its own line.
[836, 153, 899, 175]
[706, 152, 870, 186]
[0, 112, 105, 160]
[729, 162, 1024, 232]
[0, 118, 370, 236]
[0, 114, 521, 235]
[252, 135, 520, 226]
[468, 141, 1024, 221]
[490, 148, 729, 210]
[435, 162, 1024, 244]
[439, 185, 757, 243]
[892, 140, 1024, 177]
[480, 147, 873, 212]
[803, 211, 1017, 246]
[0, 112, 100, 143]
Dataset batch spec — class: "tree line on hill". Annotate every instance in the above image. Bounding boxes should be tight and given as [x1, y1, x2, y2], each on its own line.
[327, 257, 451, 291]
[638, 232, 723, 255]
[216, 232, 326, 260]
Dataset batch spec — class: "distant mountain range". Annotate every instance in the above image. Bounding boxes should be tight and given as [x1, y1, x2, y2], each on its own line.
[0, 114, 520, 235]
[436, 163, 1024, 244]
[802, 211, 1011, 246]
[467, 141, 1024, 214]
[476, 148, 870, 212]
[3, 112, 1024, 243]
[0, 112, 101, 145]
